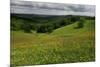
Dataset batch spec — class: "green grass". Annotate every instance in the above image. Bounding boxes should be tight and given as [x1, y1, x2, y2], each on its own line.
[11, 19, 95, 66]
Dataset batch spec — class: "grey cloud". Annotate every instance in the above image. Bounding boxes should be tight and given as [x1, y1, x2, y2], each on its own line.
[10, 0, 95, 16]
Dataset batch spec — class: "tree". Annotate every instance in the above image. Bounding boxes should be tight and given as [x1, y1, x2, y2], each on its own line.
[60, 20, 67, 26]
[77, 22, 84, 28]
[75, 17, 85, 29]
[46, 24, 53, 33]
[21, 22, 32, 33]
[53, 23, 60, 29]
[70, 16, 80, 22]
[36, 24, 46, 33]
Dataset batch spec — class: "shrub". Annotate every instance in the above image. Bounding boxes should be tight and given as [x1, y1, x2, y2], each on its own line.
[75, 17, 85, 29]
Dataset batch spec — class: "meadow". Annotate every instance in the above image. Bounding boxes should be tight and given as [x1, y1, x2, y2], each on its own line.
[11, 18, 95, 66]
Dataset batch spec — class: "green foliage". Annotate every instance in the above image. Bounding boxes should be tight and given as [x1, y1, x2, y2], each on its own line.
[77, 22, 84, 28]
[11, 19, 95, 66]
[60, 20, 67, 26]
[74, 17, 85, 29]
[70, 16, 80, 22]
[36, 24, 53, 33]
[11, 14, 94, 33]
[21, 23, 32, 33]
[37, 24, 47, 33]
[11, 18, 24, 30]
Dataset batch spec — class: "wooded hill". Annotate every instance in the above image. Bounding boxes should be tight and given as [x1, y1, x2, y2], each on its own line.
[11, 14, 95, 33]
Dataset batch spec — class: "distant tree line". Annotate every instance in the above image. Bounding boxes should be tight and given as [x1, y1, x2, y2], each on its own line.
[11, 15, 95, 33]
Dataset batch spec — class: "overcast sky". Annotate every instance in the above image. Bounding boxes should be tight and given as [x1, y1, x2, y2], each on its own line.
[10, 0, 95, 16]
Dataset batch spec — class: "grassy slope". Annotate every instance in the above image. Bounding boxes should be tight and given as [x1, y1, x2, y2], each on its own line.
[11, 19, 95, 66]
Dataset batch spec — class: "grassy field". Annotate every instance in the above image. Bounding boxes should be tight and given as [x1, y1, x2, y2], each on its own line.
[11, 19, 95, 66]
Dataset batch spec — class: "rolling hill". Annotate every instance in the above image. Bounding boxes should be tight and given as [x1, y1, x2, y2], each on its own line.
[11, 17, 95, 66]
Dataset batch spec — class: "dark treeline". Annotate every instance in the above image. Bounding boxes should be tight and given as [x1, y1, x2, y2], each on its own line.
[11, 14, 95, 33]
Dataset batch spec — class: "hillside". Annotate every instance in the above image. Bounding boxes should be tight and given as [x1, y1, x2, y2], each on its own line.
[11, 14, 95, 33]
[11, 17, 95, 66]
[52, 19, 95, 35]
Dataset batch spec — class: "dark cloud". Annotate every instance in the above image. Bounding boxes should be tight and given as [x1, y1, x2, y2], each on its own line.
[10, 0, 95, 16]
